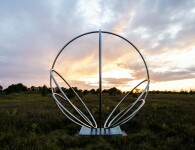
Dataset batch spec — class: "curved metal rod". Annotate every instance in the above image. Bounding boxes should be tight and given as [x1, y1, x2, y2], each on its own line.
[51, 72, 93, 127]
[50, 72, 94, 128]
[101, 31, 150, 80]
[50, 30, 150, 90]
[104, 79, 149, 128]
[107, 102, 134, 127]
[111, 99, 145, 128]
[100, 31, 150, 128]
[108, 83, 149, 128]
[51, 70, 97, 128]
[105, 94, 146, 128]
[51, 31, 99, 69]
[109, 90, 148, 127]
[50, 69, 97, 128]
[54, 92, 95, 128]
[54, 93, 92, 125]
[107, 81, 149, 127]
[110, 84, 149, 128]
[53, 93, 94, 128]
[51, 69, 97, 127]
[50, 30, 150, 129]
[51, 30, 150, 80]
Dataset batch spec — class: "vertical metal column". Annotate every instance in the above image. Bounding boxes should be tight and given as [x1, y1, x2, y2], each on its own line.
[99, 30, 102, 129]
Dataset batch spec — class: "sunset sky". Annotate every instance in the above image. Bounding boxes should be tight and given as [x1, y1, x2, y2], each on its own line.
[0, 0, 195, 91]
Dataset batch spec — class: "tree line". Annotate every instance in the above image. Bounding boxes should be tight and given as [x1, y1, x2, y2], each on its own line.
[0, 83, 195, 97]
[0, 83, 123, 97]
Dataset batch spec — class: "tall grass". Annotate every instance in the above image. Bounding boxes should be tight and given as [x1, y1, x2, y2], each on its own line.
[0, 93, 194, 149]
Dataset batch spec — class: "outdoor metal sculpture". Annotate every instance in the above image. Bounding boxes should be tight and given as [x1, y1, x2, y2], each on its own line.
[50, 30, 150, 136]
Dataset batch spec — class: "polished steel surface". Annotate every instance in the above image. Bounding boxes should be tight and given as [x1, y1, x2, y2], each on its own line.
[50, 30, 150, 135]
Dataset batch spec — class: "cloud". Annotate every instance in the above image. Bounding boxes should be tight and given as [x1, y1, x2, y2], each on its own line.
[103, 77, 132, 85]
[102, 77, 133, 90]
[151, 69, 195, 82]
[0, 0, 195, 90]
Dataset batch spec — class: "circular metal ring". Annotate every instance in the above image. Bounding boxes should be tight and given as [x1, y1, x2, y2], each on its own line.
[50, 30, 150, 129]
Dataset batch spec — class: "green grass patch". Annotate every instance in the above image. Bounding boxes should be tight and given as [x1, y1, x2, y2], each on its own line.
[0, 93, 194, 149]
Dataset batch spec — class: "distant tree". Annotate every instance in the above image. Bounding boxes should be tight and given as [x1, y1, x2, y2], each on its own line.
[0, 85, 3, 92]
[180, 89, 188, 94]
[66, 87, 75, 99]
[108, 87, 122, 96]
[95, 88, 100, 94]
[61, 87, 66, 91]
[4, 83, 27, 94]
[123, 91, 129, 94]
[48, 87, 52, 93]
[102, 89, 109, 94]
[38, 86, 43, 92]
[54, 87, 60, 93]
[57, 87, 83, 98]
[30, 86, 36, 91]
[74, 87, 83, 97]
[83, 89, 89, 95]
[156, 90, 160, 94]
[41, 85, 48, 97]
[90, 89, 96, 94]
[189, 88, 195, 94]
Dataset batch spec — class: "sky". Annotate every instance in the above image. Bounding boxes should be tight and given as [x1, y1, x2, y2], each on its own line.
[0, 0, 195, 91]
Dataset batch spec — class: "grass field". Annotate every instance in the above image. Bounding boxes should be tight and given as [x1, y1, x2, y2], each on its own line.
[0, 93, 194, 150]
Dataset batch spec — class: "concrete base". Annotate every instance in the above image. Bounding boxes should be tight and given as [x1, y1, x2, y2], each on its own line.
[78, 126, 127, 136]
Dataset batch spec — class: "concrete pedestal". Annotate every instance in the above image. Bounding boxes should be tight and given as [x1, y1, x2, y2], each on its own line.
[78, 126, 126, 136]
